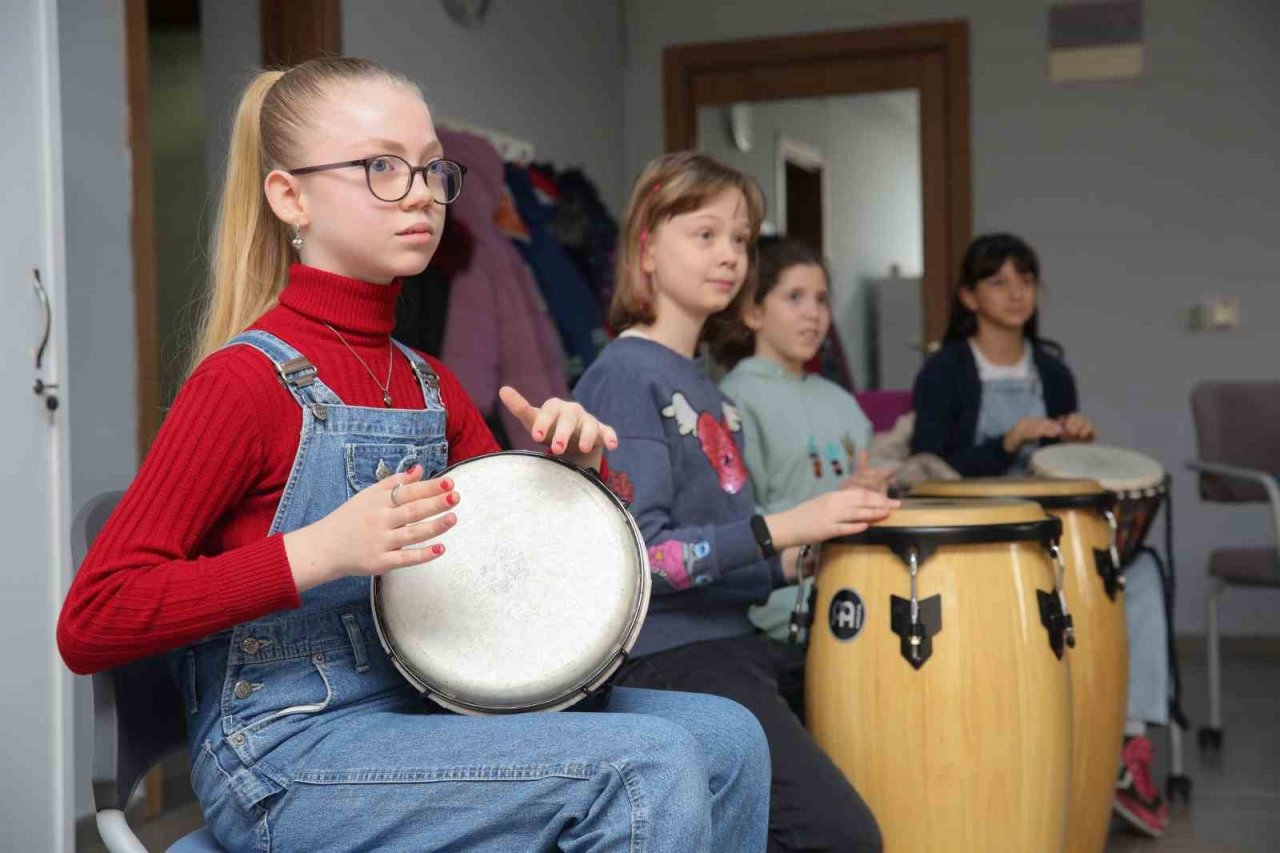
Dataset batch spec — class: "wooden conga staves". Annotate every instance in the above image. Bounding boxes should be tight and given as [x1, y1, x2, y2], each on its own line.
[915, 479, 1128, 853]
[806, 499, 1073, 853]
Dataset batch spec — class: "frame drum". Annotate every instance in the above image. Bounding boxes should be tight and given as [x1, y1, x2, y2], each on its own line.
[372, 452, 650, 715]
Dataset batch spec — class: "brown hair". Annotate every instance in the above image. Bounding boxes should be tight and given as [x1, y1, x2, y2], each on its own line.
[609, 151, 765, 334]
[708, 237, 828, 369]
[190, 57, 422, 374]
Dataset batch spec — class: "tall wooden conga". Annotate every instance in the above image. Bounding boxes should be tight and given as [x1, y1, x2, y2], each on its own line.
[914, 479, 1128, 853]
[806, 499, 1072, 853]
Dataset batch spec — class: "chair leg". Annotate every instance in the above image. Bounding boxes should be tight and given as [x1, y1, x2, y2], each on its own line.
[144, 765, 164, 820]
[1167, 719, 1192, 802]
[1198, 580, 1225, 751]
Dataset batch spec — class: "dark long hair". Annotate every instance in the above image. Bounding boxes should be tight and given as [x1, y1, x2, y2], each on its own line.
[942, 233, 1048, 347]
[707, 236, 828, 369]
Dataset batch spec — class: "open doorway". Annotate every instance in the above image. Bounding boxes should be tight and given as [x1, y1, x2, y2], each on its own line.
[670, 21, 971, 390]
[777, 136, 826, 256]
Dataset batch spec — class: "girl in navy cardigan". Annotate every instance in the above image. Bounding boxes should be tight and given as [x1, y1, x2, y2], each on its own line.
[910, 233, 1173, 836]
[910, 233, 1096, 476]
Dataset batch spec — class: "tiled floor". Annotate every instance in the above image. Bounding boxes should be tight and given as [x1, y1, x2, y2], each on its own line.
[80, 645, 1279, 852]
[1107, 645, 1280, 852]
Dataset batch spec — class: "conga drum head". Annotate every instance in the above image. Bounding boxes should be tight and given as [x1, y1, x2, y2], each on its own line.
[913, 477, 1115, 510]
[833, 498, 1061, 555]
[372, 452, 650, 715]
[1030, 444, 1165, 495]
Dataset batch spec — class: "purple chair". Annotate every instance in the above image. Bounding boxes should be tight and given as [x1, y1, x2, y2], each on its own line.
[1187, 381, 1280, 751]
[855, 390, 914, 434]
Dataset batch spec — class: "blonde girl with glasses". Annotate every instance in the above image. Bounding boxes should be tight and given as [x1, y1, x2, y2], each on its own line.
[59, 58, 770, 852]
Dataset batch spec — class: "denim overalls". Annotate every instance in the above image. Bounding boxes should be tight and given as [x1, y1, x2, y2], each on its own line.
[176, 331, 770, 852]
[974, 369, 1048, 476]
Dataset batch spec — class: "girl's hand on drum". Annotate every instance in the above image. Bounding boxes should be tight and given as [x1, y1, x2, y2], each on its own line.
[1058, 413, 1097, 443]
[767, 488, 899, 550]
[1003, 417, 1062, 454]
[499, 386, 619, 473]
[841, 451, 893, 494]
[283, 466, 459, 593]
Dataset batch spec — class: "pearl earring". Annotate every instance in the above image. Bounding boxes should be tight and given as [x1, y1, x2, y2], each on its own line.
[291, 225, 304, 251]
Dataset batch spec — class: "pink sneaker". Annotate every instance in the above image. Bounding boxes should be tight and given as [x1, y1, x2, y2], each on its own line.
[1114, 735, 1169, 837]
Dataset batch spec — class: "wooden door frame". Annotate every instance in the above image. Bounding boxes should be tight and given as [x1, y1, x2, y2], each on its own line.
[663, 20, 972, 345]
[127, 0, 341, 456]
[125, 0, 159, 457]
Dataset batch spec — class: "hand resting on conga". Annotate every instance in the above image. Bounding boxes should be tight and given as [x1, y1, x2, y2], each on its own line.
[766, 486, 900, 552]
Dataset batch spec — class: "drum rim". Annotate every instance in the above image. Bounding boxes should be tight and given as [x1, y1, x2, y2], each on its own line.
[830, 516, 1063, 548]
[912, 480, 1118, 510]
[369, 450, 652, 715]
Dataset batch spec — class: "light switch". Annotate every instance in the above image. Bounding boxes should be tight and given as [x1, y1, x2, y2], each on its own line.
[1188, 295, 1240, 331]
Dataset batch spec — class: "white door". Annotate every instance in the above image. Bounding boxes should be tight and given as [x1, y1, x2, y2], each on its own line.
[1, 0, 73, 850]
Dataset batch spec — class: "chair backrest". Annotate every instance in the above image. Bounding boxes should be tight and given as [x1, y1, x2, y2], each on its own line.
[855, 389, 914, 434]
[73, 492, 190, 813]
[1190, 381, 1280, 502]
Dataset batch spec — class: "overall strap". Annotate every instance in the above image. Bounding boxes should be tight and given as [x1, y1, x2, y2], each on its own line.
[391, 339, 445, 410]
[226, 330, 344, 413]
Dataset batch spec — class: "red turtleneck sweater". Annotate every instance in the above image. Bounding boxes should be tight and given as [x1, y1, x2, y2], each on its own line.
[57, 265, 500, 674]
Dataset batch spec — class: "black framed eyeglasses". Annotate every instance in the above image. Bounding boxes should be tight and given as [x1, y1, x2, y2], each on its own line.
[287, 156, 467, 204]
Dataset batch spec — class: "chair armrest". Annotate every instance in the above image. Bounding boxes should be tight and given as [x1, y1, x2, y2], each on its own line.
[96, 809, 147, 853]
[1187, 459, 1280, 546]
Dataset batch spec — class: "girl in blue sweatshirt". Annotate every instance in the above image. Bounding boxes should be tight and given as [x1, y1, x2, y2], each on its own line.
[575, 152, 897, 852]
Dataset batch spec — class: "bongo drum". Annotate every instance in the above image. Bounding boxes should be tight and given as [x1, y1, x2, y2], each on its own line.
[806, 499, 1073, 853]
[913, 479, 1127, 853]
[372, 452, 650, 714]
[1032, 444, 1168, 567]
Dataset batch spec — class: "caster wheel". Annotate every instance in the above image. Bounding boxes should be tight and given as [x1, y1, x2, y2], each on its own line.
[1166, 774, 1192, 803]
[1197, 726, 1223, 750]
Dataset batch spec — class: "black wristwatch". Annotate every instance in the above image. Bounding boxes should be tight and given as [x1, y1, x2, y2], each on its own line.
[750, 514, 776, 558]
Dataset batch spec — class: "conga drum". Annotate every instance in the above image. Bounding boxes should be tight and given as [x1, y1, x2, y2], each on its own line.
[372, 452, 650, 714]
[914, 479, 1127, 853]
[1031, 444, 1168, 567]
[806, 499, 1073, 853]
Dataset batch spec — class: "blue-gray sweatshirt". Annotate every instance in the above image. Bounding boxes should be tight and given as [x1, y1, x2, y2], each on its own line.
[574, 335, 780, 656]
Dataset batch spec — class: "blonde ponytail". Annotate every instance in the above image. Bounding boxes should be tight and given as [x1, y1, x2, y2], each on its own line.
[190, 58, 422, 374]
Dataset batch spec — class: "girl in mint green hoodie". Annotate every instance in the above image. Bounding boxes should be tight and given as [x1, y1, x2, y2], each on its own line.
[715, 238, 889, 640]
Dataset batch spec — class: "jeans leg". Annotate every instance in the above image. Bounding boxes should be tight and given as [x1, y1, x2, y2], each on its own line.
[1125, 552, 1171, 726]
[195, 685, 775, 852]
[618, 636, 883, 853]
[609, 687, 771, 852]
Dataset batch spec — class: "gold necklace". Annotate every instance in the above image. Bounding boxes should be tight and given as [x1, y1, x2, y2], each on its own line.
[322, 322, 395, 407]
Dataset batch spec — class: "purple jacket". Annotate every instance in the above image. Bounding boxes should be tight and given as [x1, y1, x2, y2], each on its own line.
[438, 130, 569, 450]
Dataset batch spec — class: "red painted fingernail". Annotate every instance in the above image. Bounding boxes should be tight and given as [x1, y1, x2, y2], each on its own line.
[431, 544, 445, 556]
[554, 441, 565, 452]
[446, 493, 459, 506]
[440, 478, 453, 491]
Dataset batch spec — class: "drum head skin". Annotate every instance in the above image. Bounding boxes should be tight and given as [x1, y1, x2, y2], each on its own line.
[868, 497, 1047, 528]
[372, 452, 650, 714]
[914, 478, 1114, 510]
[1031, 444, 1165, 493]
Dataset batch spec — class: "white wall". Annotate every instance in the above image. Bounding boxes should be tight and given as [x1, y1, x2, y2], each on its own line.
[625, 0, 1280, 636]
[57, 0, 138, 823]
